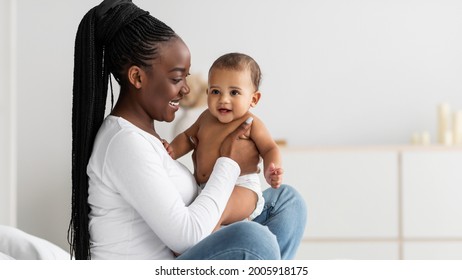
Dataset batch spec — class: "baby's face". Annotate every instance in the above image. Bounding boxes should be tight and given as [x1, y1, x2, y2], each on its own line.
[207, 68, 259, 124]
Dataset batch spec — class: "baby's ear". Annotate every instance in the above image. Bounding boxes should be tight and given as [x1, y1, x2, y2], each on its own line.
[250, 91, 261, 107]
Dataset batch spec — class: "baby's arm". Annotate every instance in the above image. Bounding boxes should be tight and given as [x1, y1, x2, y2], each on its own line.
[250, 116, 283, 188]
[169, 113, 203, 160]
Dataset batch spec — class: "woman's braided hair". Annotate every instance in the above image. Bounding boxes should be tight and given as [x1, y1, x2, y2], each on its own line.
[69, 0, 176, 259]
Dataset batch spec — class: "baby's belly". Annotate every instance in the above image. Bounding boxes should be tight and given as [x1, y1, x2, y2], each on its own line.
[195, 148, 220, 184]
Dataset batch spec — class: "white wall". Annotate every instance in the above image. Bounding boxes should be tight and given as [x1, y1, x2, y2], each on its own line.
[12, 0, 97, 250]
[0, 0, 15, 227]
[147, 0, 462, 146]
[3, 0, 462, 250]
[0, 0, 10, 225]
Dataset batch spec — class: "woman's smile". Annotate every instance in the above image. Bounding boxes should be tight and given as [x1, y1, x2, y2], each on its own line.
[169, 99, 180, 109]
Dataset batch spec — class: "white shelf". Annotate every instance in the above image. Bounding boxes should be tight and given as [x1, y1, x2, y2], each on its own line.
[284, 147, 462, 260]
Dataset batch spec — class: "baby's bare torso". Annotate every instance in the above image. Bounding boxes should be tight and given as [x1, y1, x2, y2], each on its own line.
[194, 111, 251, 184]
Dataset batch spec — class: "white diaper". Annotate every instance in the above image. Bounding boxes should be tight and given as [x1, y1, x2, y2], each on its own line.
[235, 173, 264, 220]
[199, 173, 264, 220]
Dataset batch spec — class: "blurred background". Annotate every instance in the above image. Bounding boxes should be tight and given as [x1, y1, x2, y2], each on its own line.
[1, 0, 462, 259]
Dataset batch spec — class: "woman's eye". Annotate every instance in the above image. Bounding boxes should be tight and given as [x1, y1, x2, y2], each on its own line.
[172, 78, 182, 84]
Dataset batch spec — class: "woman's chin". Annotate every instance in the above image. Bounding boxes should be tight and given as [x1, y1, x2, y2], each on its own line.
[164, 114, 176, 123]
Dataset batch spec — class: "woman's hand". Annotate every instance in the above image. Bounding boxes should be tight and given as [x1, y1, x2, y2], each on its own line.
[219, 117, 260, 175]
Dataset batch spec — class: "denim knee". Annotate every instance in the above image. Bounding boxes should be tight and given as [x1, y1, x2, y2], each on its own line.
[276, 185, 307, 221]
[260, 184, 308, 259]
[217, 222, 281, 260]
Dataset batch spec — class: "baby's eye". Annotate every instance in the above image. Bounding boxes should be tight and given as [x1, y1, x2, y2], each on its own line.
[211, 89, 220, 95]
[230, 90, 240, 96]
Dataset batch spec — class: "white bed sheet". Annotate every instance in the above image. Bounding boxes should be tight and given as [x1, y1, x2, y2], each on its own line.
[0, 225, 70, 260]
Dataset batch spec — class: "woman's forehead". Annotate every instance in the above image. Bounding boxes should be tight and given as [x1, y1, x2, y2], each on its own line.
[154, 38, 191, 69]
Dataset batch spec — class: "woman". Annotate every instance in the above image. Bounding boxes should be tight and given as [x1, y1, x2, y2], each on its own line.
[70, 0, 306, 260]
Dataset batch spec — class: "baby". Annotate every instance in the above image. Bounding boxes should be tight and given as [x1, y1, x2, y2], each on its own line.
[167, 52, 283, 231]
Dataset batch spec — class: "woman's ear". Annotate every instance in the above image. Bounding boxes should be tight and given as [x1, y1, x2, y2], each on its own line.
[250, 91, 261, 108]
[127, 65, 143, 89]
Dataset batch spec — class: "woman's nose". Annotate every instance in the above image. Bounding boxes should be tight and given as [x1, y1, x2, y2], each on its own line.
[181, 83, 190, 96]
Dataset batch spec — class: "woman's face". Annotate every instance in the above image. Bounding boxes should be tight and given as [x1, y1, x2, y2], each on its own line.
[141, 37, 191, 123]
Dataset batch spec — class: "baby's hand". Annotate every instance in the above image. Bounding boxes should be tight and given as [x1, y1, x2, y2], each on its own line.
[161, 139, 174, 158]
[264, 163, 284, 189]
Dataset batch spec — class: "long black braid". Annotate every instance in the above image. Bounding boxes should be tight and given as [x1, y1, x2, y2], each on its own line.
[69, 0, 176, 260]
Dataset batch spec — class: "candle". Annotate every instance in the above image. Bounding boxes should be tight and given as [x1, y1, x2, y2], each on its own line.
[438, 103, 451, 144]
[411, 131, 431, 145]
[444, 130, 453, 146]
[411, 132, 421, 145]
[453, 111, 462, 145]
[421, 131, 431, 145]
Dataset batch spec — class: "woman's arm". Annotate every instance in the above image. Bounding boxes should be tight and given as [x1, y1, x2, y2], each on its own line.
[219, 117, 260, 174]
[211, 117, 264, 230]
[103, 118, 255, 255]
[213, 186, 257, 231]
[103, 131, 239, 255]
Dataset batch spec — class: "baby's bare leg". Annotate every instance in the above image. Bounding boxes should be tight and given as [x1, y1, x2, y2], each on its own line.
[213, 186, 258, 232]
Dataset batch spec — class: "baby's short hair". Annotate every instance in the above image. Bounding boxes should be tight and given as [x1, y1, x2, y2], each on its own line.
[209, 53, 262, 90]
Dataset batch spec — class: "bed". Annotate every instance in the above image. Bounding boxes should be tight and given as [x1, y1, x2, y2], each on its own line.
[0, 225, 70, 260]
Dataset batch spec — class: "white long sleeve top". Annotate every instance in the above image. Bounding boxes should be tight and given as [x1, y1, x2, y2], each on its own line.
[87, 116, 239, 259]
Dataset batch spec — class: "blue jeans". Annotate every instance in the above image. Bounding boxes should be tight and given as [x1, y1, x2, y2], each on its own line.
[177, 184, 307, 260]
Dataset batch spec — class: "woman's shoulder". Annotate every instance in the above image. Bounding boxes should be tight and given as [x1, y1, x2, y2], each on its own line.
[97, 116, 164, 154]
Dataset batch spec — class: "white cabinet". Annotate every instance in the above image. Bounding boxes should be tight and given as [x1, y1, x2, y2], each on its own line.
[296, 242, 398, 260]
[402, 150, 462, 237]
[283, 150, 399, 239]
[283, 147, 462, 260]
[403, 242, 462, 260]
[281, 148, 399, 260]
[402, 150, 462, 259]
